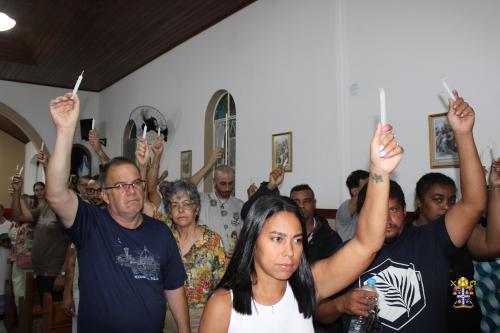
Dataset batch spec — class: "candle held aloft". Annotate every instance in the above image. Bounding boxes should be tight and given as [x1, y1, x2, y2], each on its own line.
[379, 88, 386, 125]
[441, 77, 456, 101]
[143, 125, 147, 139]
[91, 119, 95, 130]
[72, 71, 84, 99]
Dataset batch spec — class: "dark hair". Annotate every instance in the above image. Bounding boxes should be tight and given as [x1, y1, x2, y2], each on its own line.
[216, 195, 316, 317]
[415, 173, 456, 201]
[290, 184, 315, 199]
[100, 157, 140, 187]
[163, 179, 201, 212]
[357, 180, 406, 214]
[32, 182, 46, 208]
[346, 170, 369, 193]
[33, 181, 45, 191]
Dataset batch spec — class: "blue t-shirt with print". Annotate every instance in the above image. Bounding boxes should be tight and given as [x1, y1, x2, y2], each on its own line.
[62, 198, 186, 333]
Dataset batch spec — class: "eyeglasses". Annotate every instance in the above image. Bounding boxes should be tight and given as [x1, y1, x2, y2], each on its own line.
[170, 200, 195, 211]
[103, 180, 145, 192]
[86, 188, 102, 194]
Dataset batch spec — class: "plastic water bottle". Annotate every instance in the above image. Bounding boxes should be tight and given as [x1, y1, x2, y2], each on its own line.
[347, 277, 378, 333]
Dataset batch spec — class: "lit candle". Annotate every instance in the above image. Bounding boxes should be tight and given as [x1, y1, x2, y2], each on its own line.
[441, 77, 456, 101]
[72, 71, 84, 99]
[379, 88, 386, 125]
[91, 118, 95, 130]
[143, 125, 147, 139]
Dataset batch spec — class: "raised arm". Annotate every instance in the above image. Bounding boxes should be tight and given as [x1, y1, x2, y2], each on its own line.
[146, 135, 163, 207]
[444, 91, 487, 247]
[46, 93, 80, 228]
[190, 148, 224, 186]
[466, 158, 500, 258]
[10, 174, 34, 223]
[312, 123, 403, 300]
[89, 129, 111, 165]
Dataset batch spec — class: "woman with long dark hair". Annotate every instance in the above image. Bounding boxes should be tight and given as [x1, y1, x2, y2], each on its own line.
[199, 123, 403, 332]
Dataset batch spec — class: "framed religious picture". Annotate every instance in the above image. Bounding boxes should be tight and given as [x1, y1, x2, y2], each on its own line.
[180, 150, 192, 179]
[272, 132, 293, 172]
[428, 113, 459, 168]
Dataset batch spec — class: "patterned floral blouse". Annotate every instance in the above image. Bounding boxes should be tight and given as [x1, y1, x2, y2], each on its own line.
[171, 225, 227, 309]
[8, 221, 35, 258]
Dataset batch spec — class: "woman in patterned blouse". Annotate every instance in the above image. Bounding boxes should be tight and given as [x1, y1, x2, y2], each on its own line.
[163, 179, 227, 333]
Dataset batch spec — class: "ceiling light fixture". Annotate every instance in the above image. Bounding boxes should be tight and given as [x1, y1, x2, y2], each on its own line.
[0, 11, 16, 31]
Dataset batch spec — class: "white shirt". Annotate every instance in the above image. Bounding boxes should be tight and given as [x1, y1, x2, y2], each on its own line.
[199, 193, 243, 256]
[228, 282, 314, 333]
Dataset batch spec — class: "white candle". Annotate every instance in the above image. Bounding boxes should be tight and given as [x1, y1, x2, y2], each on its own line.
[441, 77, 456, 101]
[490, 147, 495, 162]
[41, 141, 44, 151]
[157, 126, 161, 137]
[143, 125, 147, 139]
[379, 88, 386, 125]
[72, 71, 84, 99]
[15, 164, 19, 172]
[91, 118, 95, 130]
[19, 165, 24, 175]
[221, 136, 225, 149]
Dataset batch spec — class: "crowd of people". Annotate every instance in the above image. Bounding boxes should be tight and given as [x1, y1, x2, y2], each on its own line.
[0, 89, 498, 333]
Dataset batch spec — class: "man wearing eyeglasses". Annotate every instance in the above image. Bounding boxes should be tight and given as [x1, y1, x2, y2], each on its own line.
[45, 93, 190, 333]
[85, 176, 105, 208]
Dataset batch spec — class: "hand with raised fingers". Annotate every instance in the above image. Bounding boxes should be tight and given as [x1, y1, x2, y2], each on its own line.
[447, 90, 475, 134]
[151, 135, 164, 157]
[36, 150, 48, 166]
[268, 165, 285, 191]
[10, 174, 23, 193]
[370, 123, 404, 174]
[210, 148, 224, 164]
[135, 138, 149, 168]
[489, 158, 500, 187]
[89, 129, 102, 151]
[247, 183, 258, 199]
[49, 93, 80, 130]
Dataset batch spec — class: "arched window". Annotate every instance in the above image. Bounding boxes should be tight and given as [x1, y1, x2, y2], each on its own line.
[204, 90, 236, 191]
[123, 120, 137, 162]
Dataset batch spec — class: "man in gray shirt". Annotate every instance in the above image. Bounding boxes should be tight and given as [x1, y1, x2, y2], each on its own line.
[335, 170, 369, 242]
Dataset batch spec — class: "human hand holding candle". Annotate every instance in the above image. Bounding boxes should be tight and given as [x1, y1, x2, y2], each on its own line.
[379, 88, 386, 125]
[371, 123, 403, 174]
[72, 71, 84, 99]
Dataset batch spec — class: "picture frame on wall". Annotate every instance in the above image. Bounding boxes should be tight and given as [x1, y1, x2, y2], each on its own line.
[272, 131, 293, 172]
[180, 150, 192, 179]
[428, 113, 459, 168]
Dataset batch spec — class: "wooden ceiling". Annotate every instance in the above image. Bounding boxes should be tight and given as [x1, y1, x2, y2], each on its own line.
[0, 0, 256, 92]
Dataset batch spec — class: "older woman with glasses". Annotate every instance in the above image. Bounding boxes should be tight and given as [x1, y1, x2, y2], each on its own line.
[163, 179, 227, 333]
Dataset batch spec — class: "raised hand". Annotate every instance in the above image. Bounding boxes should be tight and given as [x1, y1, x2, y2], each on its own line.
[489, 158, 500, 187]
[210, 148, 224, 164]
[135, 138, 149, 168]
[247, 183, 257, 199]
[49, 93, 80, 130]
[447, 90, 475, 134]
[10, 174, 23, 193]
[89, 129, 102, 150]
[370, 123, 404, 174]
[268, 165, 285, 191]
[36, 150, 48, 166]
[151, 135, 164, 157]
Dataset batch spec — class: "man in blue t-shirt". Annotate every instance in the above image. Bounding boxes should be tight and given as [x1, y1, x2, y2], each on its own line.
[45, 93, 190, 333]
[314, 91, 486, 332]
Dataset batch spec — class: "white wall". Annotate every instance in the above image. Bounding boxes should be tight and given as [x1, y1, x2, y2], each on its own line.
[3, 0, 499, 209]
[0, 80, 101, 175]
